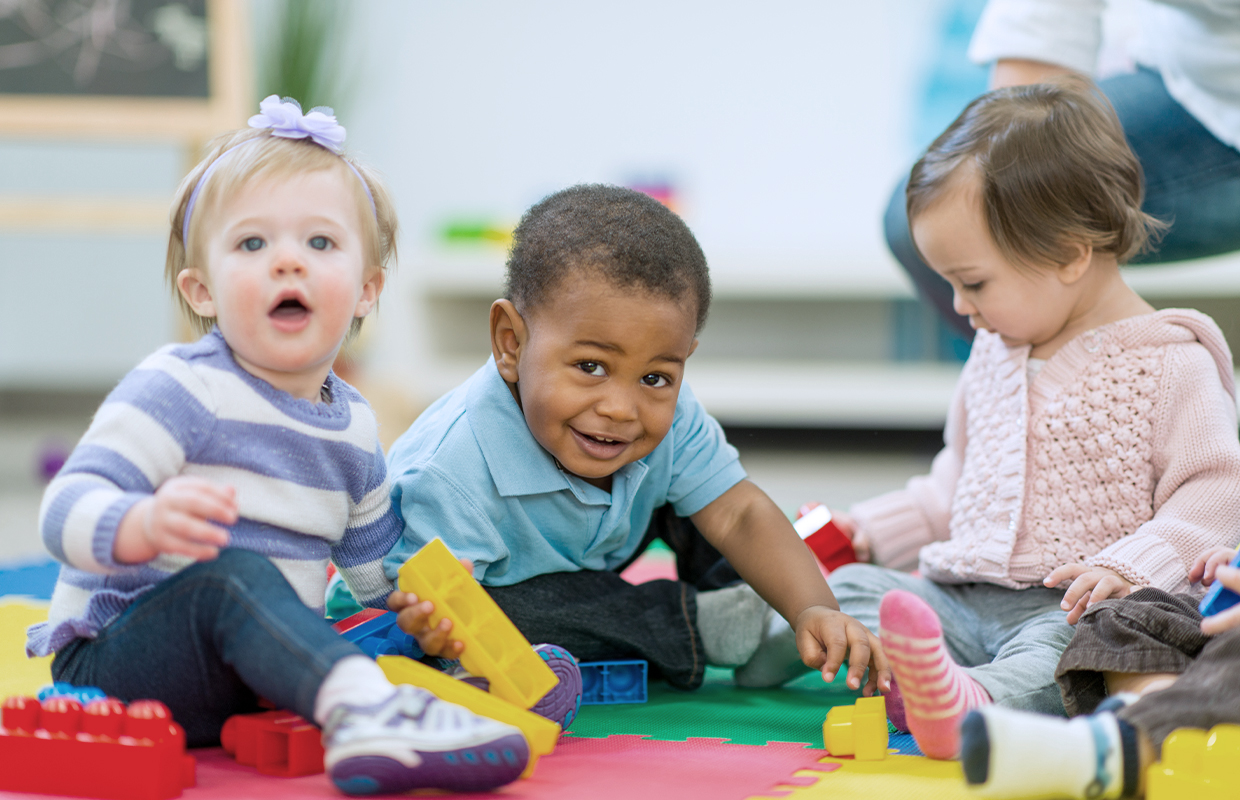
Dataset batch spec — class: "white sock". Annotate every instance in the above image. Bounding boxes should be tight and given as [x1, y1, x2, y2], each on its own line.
[733, 611, 811, 687]
[696, 583, 770, 667]
[961, 705, 1127, 800]
[313, 655, 397, 726]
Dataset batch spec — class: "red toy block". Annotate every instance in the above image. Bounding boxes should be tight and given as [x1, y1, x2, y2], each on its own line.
[0, 694, 196, 800]
[220, 709, 324, 777]
[795, 503, 858, 573]
[330, 607, 387, 635]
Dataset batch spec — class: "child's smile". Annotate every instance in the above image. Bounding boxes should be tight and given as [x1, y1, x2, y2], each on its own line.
[493, 274, 699, 491]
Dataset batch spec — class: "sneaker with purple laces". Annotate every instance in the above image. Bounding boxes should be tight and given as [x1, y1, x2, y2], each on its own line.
[323, 684, 529, 795]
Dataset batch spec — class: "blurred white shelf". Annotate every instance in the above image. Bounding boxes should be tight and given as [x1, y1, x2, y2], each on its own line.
[1124, 251, 1240, 297]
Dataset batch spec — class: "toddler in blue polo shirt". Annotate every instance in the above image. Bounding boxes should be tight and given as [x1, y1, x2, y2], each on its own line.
[385, 184, 889, 694]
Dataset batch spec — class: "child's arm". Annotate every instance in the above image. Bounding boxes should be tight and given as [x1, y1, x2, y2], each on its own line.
[43, 354, 230, 572]
[1054, 343, 1240, 603]
[692, 479, 891, 695]
[332, 447, 407, 610]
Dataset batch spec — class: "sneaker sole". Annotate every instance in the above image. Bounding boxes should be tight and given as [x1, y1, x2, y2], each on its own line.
[530, 644, 583, 730]
[330, 732, 530, 795]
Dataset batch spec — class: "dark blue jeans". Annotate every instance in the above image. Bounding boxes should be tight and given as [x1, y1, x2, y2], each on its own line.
[52, 548, 363, 746]
[886, 67, 1240, 337]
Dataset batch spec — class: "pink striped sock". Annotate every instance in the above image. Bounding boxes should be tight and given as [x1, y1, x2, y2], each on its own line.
[879, 590, 991, 760]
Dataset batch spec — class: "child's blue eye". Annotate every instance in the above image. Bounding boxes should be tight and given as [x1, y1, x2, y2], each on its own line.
[309, 236, 330, 250]
[578, 362, 606, 377]
[642, 374, 670, 388]
[241, 237, 264, 252]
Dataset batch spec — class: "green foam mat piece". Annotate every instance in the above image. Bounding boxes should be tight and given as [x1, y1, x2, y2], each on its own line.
[568, 665, 864, 748]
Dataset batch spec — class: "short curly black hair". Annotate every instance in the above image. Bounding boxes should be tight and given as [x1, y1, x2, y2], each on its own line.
[505, 184, 711, 332]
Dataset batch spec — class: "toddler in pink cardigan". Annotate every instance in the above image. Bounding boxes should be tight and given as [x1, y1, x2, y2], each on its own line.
[825, 78, 1240, 761]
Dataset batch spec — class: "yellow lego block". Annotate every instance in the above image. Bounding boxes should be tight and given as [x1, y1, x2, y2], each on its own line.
[377, 655, 559, 779]
[1147, 724, 1240, 800]
[822, 696, 888, 760]
[397, 538, 558, 709]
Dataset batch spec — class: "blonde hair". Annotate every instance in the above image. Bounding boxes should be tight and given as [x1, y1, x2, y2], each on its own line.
[166, 127, 399, 337]
[907, 77, 1165, 271]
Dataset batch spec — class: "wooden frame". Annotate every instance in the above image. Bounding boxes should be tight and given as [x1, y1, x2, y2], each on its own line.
[0, 0, 251, 140]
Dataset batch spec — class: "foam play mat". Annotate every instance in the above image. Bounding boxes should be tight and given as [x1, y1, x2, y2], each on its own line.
[0, 548, 967, 800]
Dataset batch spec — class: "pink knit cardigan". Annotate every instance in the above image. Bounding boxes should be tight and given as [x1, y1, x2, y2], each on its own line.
[852, 309, 1240, 593]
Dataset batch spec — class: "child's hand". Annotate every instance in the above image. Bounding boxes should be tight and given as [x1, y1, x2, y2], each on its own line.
[1201, 565, 1240, 635]
[1044, 564, 1135, 624]
[794, 605, 891, 696]
[114, 476, 236, 564]
[1189, 547, 1238, 587]
[831, 511, 872, 563]
[388, 557, 473, 658]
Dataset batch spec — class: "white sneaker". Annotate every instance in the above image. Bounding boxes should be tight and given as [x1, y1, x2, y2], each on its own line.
[323, 684, 529, 795]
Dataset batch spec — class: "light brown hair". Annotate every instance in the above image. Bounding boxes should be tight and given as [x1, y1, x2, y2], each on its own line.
[907, 77, 1165, 270]
[166, 128, 399, 337]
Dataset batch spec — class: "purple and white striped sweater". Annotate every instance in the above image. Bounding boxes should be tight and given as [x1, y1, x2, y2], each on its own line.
[26, 329, 401, 657]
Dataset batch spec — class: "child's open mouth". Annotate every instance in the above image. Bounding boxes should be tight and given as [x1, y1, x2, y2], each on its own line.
[269, 295, 311, 330]
[571, 428, 629, 459]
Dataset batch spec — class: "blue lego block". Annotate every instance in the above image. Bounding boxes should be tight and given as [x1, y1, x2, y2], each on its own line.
[579, 660, 647, 705]
[37, 682, 107, 705]
[336, 610, 424, 661]
[1200, 549, 1240, 618]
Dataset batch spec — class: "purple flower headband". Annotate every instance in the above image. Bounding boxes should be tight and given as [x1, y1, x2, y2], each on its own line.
[180, 95, 377, 245]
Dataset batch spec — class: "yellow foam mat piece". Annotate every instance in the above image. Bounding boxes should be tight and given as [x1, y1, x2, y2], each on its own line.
[752, 753, 971, 800]
[0, 600, 52, 698]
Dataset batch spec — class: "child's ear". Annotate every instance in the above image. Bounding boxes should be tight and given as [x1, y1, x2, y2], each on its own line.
[1056, 242, 1094, 285]
[490, 299, 527, 383]
[177, 269, 216, 318]
[354, 269, 385, 317]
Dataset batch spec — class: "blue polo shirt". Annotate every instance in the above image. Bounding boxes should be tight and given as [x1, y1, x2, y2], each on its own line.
[383, 358, 747, 587]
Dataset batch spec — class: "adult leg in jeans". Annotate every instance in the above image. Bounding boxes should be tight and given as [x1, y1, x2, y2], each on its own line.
[884, 67, 1240, 338]
[52, 548, 363, 746]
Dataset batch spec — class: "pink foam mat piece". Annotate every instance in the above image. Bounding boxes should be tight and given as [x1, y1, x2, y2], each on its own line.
[0, 736, 837, 800]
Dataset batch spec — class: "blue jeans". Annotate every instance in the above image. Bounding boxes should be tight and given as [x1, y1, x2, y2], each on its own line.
[828, 564, 1074, 715]
[52, 549, 363, 746]
[886, 67, 1240, 337]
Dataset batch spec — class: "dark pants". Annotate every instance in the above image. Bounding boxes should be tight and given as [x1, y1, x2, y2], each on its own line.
[885, 67, 1240, 338]
[1055, 587, 1240, 755]
[484, 507, 739, 691]
[52, 548, 362, 746]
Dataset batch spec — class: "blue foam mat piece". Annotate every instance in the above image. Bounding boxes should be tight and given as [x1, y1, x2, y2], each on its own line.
[0, 557, 58, 600]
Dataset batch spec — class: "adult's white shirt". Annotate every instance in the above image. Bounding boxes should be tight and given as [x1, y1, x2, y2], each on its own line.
[969, 0, 1240, 151]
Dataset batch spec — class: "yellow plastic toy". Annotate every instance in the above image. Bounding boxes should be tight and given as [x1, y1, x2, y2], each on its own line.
[1146, 724, 1240, 800]
[822, 696, 888, 760]
[377, 655, 560, 778]
[397, 538, 558, 709]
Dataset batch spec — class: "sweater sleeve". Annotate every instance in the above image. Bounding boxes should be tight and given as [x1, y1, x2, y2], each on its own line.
[968, 0, 1105, 74]
[39, 353, 212, 575]
[332, 443, 403, 609]
[850, 378, 967, 571]
[1087, 343, 1240, 592]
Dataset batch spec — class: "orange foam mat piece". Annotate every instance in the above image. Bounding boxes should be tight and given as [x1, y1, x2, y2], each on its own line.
[751, 753, 972, 800]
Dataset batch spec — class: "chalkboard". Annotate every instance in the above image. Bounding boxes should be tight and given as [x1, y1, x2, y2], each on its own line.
[0, 0, 208, 97]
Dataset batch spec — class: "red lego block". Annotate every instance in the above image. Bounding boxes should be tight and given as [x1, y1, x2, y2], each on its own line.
[220, 709, 324, 777]
[330, 607, 387, 636]
[0, 694, 196, 800]
[795, 503, 858, 573]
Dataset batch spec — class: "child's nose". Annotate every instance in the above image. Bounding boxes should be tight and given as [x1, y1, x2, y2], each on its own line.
[270, 248, 306, 277]
[951, 289, 974, 317]
[596, 387, 639, 422]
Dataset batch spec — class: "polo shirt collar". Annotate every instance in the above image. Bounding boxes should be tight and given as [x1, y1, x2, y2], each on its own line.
[466, 358, 647, 504]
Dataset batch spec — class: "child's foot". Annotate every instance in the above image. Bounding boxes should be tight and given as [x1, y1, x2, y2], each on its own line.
[960, 706, 1137, 799]
[879, 589, 990, 759]
[530, 643, 583, 730]
[322, 685, 529, 795]
[733, 611, 812, 688]
[696, 583, 770, 667]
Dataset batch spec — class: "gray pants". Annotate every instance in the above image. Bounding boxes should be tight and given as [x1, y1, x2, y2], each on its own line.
[829, 563, 1073, 715]
[1056, 587, 1240, 755]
